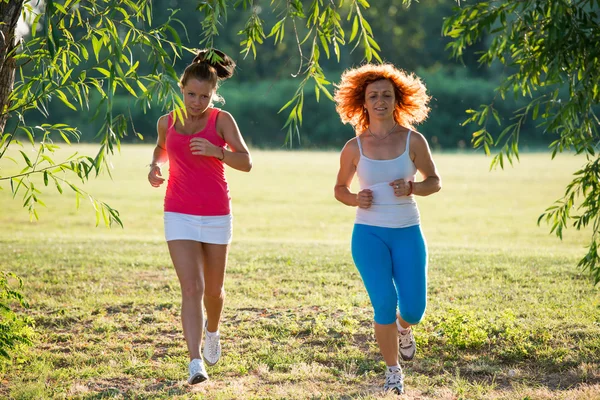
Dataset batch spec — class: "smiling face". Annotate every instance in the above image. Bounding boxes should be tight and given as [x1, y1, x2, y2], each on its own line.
[181, 78, 215, 117]
[364, 79, 396, 119]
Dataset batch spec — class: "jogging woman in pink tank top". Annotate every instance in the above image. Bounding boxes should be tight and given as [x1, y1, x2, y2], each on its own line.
[333, 64, 441, 395]
[147, 49, 252, 385]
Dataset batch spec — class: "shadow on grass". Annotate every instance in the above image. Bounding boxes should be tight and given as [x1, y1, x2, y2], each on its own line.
[81, 380, 189, 399]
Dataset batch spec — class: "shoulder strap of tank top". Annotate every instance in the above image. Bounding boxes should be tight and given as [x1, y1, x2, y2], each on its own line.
[405, 130, 412, 153]
[167, 112, 174, 135]
[356, 135, 364, 156]
[209, 107, 220, 128]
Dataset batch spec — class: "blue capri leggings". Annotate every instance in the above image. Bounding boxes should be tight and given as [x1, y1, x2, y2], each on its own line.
[351, 223, 428, 325]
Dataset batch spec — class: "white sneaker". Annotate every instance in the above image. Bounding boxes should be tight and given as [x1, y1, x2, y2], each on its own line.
[384, 366, 405, 394]
[397, 323, 416, 361]
[203, 320, 221, 366]
[188, 358, 208, 384]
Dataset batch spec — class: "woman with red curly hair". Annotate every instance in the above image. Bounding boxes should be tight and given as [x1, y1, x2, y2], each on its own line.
[333, 64, 441, 394]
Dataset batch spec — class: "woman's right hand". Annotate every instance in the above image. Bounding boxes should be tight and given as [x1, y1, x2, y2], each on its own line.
[357, 189, 373, 209]
[148, 164, 165, 187]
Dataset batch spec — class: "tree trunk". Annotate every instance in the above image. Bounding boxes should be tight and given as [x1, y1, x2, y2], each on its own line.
[0, 0, 25, 134]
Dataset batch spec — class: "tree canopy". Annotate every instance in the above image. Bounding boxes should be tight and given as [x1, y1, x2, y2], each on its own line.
[0, 0, 398, 226]
[444, 0, 600, 283]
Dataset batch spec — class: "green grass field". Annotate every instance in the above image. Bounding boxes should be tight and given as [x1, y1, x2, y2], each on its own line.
[1, 145, 599, 399]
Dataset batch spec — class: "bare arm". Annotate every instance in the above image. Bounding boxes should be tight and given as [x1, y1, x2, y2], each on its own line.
[334, 138, 373, 208]
[218, 111, 252, 172]
[148, 115, 169, 187]
[410, 131, 442, 196]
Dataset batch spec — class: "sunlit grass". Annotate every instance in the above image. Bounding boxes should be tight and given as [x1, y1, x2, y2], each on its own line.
[1, 145, 599, 399]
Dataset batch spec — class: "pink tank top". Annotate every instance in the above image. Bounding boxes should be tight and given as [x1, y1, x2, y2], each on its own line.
[164, 108, 231, 216]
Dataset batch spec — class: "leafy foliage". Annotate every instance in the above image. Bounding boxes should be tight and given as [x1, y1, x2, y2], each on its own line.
[0, 271, 34, 362]
[1, 0, 389, 220]
[1, 0, 187, 226]
[197, 0, 382, 146]
[443, 0, 600, 283]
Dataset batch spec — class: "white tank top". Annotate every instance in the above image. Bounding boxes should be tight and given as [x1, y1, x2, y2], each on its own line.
[355, 130, 421, 228]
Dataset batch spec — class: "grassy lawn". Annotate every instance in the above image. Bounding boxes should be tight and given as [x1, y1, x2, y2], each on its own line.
[1, 145, 599, 399]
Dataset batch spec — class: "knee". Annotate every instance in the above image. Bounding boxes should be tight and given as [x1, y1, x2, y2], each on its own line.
[180, 279, 204, 299]
[399, 306, 426, 325]
[204, 286, 225, 300]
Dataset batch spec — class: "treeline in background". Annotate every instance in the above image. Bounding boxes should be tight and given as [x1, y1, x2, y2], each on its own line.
[16, 0, 549, 150]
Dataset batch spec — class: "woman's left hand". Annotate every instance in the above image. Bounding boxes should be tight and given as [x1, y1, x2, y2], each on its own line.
[189, 137, 221, 158]
[390, 179, 412, 197]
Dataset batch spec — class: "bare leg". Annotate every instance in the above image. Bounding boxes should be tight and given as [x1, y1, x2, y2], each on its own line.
[397, 313, 412, 330]
[202, 243, 228, 333]
[168, 240, 204, 360]
[374, 322, 399, 366]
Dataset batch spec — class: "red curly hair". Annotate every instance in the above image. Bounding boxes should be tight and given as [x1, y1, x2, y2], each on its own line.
[334, 63, 430, 134]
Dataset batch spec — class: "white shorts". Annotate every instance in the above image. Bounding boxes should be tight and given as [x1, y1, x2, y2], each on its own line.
[164, 212, 233, 245]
